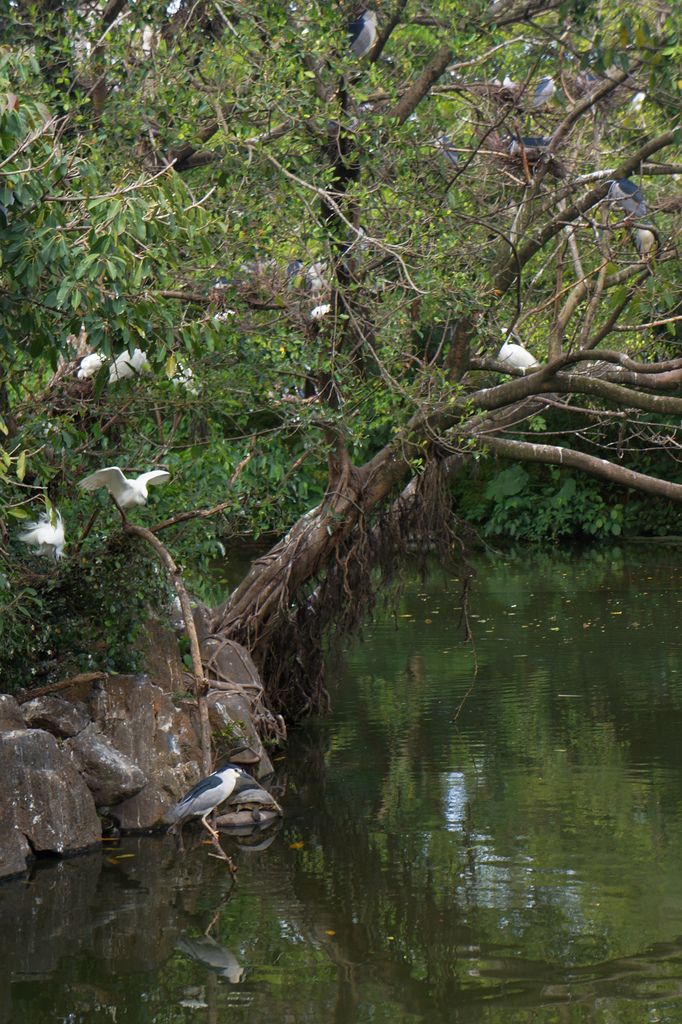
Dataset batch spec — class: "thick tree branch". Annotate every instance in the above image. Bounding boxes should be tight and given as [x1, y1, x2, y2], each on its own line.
[493, 131, 678, 295]
[476, 435, 682, 502]
[386, 46, 454, 125]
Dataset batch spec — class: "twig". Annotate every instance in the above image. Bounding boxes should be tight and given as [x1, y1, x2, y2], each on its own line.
[71, 507, 100, 558]
[109, 495, 213, 776]
[150, 501, 232, 534]
[16, 671, 107, 704]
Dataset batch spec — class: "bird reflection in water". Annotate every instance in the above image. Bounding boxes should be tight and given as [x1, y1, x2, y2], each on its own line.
[177, 934, 246, 984]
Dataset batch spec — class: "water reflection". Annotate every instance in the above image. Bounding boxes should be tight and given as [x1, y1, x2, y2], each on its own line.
[4, 547, 682, 1022]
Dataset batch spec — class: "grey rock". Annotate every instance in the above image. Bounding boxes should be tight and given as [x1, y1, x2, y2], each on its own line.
[201, 637, 261, 691]
[207, 691, 263, 763]
[0, 750, 27, 880]
[21, 694, 90, 738]
[137, 619, 184, 693]
[64, 723, 147, 806]
[3, 728, 101, 855]
[92, 675, 201, 830]
[0, 694, 26, 734]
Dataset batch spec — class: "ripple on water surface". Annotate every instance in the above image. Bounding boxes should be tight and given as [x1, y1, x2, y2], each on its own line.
[4, 547, 682, 1024]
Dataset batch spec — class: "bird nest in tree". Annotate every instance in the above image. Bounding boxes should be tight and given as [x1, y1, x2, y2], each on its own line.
[484, 133, 567, 180]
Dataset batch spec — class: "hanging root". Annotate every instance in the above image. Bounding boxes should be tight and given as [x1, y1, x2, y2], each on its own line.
[253, 456, 474, 719]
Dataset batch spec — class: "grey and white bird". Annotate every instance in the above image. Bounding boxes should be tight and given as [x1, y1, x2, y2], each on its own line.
[78, 466, 171, 508]
[608, 178, 647, 219]
[286, 259, 305, 281]
[532, 76, 556, 107]
[349, 9, 379, 59]
[177, 935, 245, 984]
[507, 135, 552, 156]
[109, 348, 149, 384]
[635, 224, 656, 256]
[630, 91, 646, 115]
[167, 763, 259, 838]
[498, 338, 539, 371]
[306, 261, 329, 296]
[18, 510, 66, 562]
[432, 134, 460, 166]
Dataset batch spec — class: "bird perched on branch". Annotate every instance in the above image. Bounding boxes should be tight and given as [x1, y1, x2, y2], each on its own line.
[349, 8, 379, 59]
[498, 336, 539, 371]
[78, 466, 170, 508]
[608, 178, 647, 220]
[532, 76, 556, 108]
[635, 224, 656, 256]
[109, 348, 149, 384]
[507, 135, 552, 157]
[432, 134, 460, 166]
[77, 353, 105, 380]
[18, 510, 66, 562]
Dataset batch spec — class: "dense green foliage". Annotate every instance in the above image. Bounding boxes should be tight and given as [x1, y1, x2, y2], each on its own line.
[3, 0, 682, 687]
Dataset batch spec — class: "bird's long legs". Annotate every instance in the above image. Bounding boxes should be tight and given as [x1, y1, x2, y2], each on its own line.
[200, 814, 238, 881]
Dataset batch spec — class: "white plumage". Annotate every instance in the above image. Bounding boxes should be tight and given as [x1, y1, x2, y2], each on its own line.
[630, 91, 646, 115]
[18, 510, 66, 561]
[109, 348, 149, 384]
[311, 303, 331, 320]
[78, 466, 171, 508]
[498, 340, 539, 370]
[78, 353, 105, 380]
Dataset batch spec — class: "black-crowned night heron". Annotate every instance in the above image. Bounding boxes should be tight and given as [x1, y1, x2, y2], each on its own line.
[349, 8, 379, 59]
[18, 510, 66, 562]
[168, 763, 258, 838]
[286, 259, 304, 280]
[498, 336, 539, 371]
[433, 134, 459, 166]
[507, 135, 552, 156]
[608, 178, 647, 219]
[635, 224, 656, 256]
[305, 261, 329, 295]
[532, 76, 556, 107]
[78, 466, 171, 508]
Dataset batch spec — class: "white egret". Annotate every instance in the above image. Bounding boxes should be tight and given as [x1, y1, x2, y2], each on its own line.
[18, 510, 66, 561]
[109, 348, 150, 384]
[78, 466, 171, 508]
[498, 338, 539, 371]
[77, 353, 105, 380]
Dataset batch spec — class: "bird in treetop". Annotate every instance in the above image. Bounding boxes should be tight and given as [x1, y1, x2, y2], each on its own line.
[77, 352, 105, 380]
[635, 224, 656, 256]
[608, 178, 647, 220]
[349, 9, 379, 59]
[78, 466, 171, 508]
[18, 510, 66, 562]
[498, 334, 539, 371]
[531, 76, 556, 108]
[108, 348, 149, 384]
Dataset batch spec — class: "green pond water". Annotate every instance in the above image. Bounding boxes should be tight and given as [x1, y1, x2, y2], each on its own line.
[4, 546, 682, 1023]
